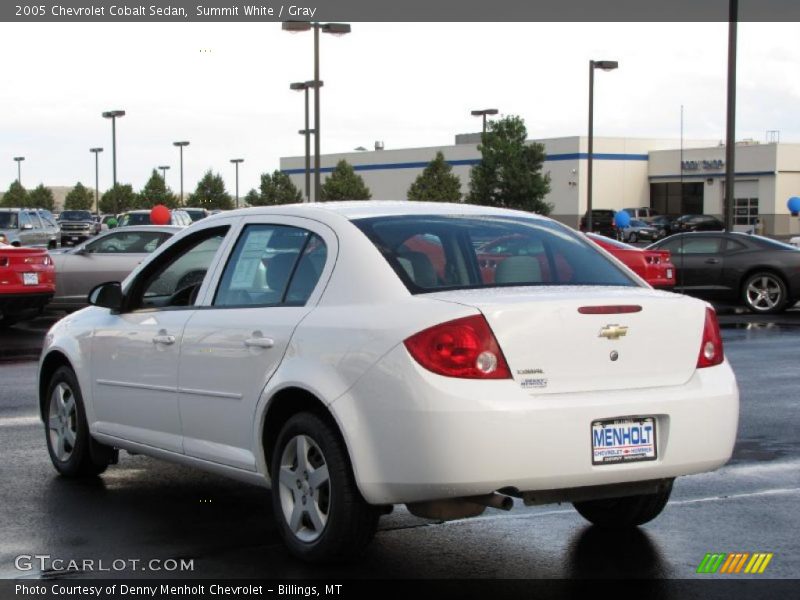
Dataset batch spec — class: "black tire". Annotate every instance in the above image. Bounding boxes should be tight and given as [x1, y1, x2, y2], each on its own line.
[270, 412, 379, 563]
[742, 272, 788, 314]
[628, 232, 638, 243]
[573, 479, 673, 528]
[44, 366, 115, 477]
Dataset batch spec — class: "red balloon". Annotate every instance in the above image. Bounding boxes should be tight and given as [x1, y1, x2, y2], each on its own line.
[150, 204, 171, 225]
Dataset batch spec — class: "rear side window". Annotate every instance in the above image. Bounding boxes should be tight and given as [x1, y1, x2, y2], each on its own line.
[214, 224, 327, 307]
[355, 215, 637, 293]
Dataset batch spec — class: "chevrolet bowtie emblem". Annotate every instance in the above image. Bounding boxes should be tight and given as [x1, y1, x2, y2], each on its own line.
[599, 324, 628, 340]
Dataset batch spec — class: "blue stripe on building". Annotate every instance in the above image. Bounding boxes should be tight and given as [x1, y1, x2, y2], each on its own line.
[281, 152, 650, 175]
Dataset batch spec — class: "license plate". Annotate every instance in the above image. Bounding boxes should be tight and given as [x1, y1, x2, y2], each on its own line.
[71, 236, 79, 241]
[23, 272, 39, 285]
[592, 417, 657, 465]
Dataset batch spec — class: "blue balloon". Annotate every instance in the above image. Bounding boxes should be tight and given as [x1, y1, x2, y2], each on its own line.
[787, 197, 800, 214]
[614, 211, 631, 228]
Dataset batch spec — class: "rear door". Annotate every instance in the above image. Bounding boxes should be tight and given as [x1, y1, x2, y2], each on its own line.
[177, 217, 335, 470]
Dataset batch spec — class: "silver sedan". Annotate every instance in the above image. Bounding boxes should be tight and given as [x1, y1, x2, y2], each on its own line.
[50, 225, 179, 311]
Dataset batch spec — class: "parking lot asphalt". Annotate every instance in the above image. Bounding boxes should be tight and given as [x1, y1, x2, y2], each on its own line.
[0, 309, 798, 582]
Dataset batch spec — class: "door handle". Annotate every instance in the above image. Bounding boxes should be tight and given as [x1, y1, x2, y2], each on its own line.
[152, 329, 176, 345]
[244, 334, 275, 349]
[705, 258, 721, 264]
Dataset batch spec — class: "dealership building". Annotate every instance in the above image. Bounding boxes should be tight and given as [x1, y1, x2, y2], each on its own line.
[281, 134, 800, 236]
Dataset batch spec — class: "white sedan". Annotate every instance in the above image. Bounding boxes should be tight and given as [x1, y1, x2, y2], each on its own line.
[38, 201, 739, 562]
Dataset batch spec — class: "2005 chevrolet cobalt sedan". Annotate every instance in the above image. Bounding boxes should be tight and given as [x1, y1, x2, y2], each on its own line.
[39, 202, 739, 562]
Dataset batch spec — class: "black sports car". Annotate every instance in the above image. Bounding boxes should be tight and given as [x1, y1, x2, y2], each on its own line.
[648, 232, 800, 314]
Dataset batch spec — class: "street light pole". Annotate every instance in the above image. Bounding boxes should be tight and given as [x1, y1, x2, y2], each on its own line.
[470, 108, 499, 135]
[101, 110, 125, 187]
[13, 157, 24, 186]
[586, 60, 618, 233]
[90, 148, 103, 217]
[291, 80, 323, 202]
[173, 141, 190, 205]
[724, 0, 738, 232]
[158, 165, 170, 187]
[230, 159, 244, 208]
[282, 21, 351, 202]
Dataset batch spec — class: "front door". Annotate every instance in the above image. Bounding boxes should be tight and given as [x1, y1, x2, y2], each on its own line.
[666, 235, 725, 298]
[91, 224, 232, 452]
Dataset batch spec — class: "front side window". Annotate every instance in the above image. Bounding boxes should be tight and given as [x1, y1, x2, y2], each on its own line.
[355, 215, 637, 293]
[125, 226, 228, 310]
[214, 224, 327, 307]
[660, 236, 721, 254]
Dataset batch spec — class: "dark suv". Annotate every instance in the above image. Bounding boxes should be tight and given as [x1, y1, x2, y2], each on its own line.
[579, 209, 617, 237]
[58, 210, 96, 246]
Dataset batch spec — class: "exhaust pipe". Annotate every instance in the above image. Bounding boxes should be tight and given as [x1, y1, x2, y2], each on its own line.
[467, 493, 514, 511]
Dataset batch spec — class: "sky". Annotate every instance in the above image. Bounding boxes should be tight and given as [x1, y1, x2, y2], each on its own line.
[1, 21, 799, 197]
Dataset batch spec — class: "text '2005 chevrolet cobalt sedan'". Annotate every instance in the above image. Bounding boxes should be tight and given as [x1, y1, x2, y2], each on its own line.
[39, 202, 738, 562]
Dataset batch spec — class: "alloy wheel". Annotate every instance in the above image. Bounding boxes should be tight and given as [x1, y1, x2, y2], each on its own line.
[48, 382, 78, 462]
[277, 434, 331, 542]
[745, 275, 784, 312]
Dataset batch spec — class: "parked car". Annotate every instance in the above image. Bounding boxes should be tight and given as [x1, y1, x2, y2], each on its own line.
[623, 207, 660, 220]
[672, 214, 725, 233]
[49, 225, 179, 311]
[644, 214, 679, 238]
[622, 219, 662, 243]
[117, 209, 192, 227]
[789, 236, 800, 248]
[579, 209, 617, 237]
[0, 242, 55, 327]
[649, 231, 800, 313]
[101, 214, 119, 229]
[58, 210, 97, 246]
[39, 202, 738, 562]
[586, 233, 675, 288]
[0, 208, 59, 248]
[184, 207, 209, 222]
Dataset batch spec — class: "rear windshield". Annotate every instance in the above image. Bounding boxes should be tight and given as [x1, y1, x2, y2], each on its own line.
[354, 215, 638, 293]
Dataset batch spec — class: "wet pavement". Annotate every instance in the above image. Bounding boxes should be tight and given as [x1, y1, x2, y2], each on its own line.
[0, 310, 798, 581]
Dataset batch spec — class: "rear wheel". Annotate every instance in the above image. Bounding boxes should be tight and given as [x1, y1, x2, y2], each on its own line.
[742, 272, 787, 314]
[573, 480, 673, 528]
[270, 412, 379, 562]
[45, 366, 115, 477]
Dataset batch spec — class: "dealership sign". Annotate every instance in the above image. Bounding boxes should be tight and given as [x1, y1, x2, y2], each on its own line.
[682, 159, 724, 171]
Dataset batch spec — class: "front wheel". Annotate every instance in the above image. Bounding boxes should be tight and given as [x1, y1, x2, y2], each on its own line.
[573, 480, 673, 528]
[743, 272, 787, 314]
[270, 412, 379, 563]
[45, 366, 115, 477]
[627, 232, 638, 243]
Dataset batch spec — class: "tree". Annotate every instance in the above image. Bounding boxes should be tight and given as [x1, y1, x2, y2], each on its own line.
[64, 182, 95, 211]
[407, 152, 462, 202]
[99, 183, 138, 214]
[467, 115, 552, 214]
[28, 184, 55, 210]
[188, 170, 233, 210]
[256, 170, 302, 205]
[243, 188, 261, 207]
[320, 160, 371, 201]
[1, 181, 28, 208]
[139, 170, 177, 208]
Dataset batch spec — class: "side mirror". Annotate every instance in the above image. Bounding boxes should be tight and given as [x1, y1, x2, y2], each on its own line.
[88, 282, 123, 310]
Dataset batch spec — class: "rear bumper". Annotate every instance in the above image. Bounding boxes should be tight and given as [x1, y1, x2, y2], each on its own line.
[332, 344, 739, 505]
[0, 292, 53, 316]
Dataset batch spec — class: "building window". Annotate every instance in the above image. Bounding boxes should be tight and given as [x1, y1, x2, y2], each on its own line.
[734, 197, 758, 226]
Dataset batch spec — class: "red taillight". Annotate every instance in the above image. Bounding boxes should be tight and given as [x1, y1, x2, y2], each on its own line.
[697, 307, 724, 368]
[404, 314, 511, 379]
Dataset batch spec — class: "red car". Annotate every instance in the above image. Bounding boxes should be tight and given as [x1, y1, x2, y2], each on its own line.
[0, 242, 56, 327]
[586, 233, 675, 288]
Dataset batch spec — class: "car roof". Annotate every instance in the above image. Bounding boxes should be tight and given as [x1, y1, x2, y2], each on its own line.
[106, 225, 182, 233]
[202, 201, 550, 224]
